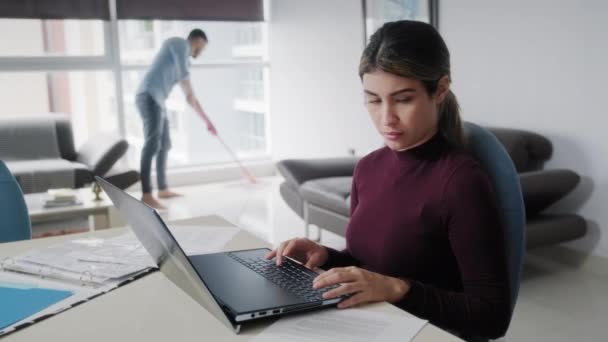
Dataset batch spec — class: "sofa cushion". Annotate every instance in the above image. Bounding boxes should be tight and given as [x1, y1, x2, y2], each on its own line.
[6, 159, 87, 194]
[520, 169, 580, 218]
[300, 176, 352, 217]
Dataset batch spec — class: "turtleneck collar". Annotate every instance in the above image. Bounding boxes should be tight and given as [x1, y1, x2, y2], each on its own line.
[391, 132, 447, 163]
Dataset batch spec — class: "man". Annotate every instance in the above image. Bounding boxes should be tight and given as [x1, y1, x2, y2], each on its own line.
[136, 29, 217, 209]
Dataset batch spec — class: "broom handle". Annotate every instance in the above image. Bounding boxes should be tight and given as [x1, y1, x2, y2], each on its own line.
[215, 134, 257, 184]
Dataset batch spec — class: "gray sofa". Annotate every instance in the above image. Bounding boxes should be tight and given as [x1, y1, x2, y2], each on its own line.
[0, 114, 139, 193]
[277, 127, 587, 249]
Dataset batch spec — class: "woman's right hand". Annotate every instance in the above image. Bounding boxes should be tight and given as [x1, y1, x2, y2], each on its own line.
[265, 238, 329, 270]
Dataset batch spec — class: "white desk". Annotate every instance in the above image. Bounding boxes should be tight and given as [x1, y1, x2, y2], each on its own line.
[0, 215, 462, 342]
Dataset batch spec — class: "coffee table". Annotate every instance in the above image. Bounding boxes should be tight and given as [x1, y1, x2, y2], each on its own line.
[24, 187, 114, 231]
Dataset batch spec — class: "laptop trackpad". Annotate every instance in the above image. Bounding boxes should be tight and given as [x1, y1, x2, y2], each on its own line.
[189, 251, 304, 314]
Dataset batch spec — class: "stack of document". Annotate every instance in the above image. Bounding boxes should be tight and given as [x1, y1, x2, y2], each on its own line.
[1, 224, 240, 287]
[44, 188, 81, 208]
[2, 235, 156, 287]
[0, 223, 240, 337]
[0, 232, 161, 336]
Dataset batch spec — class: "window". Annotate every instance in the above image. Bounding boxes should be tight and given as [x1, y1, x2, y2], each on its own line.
[0, 15, 270, 169]
[119, 20, 269, 168]
[0, 71, 118, 146]
[238, 111, 266, 153]
[0, 19, 105, 57]
[0, 17, 115, 148]
[119, 21, 266, 65]
[364, 0, 437, 40]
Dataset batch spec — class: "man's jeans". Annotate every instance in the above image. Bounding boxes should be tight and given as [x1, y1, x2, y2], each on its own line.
[136, 92, 171, 194]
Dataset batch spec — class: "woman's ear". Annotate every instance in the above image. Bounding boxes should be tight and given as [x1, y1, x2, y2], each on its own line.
[435, 75, 451, 105]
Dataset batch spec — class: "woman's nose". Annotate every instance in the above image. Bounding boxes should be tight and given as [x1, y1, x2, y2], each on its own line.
[380, 104, 399, 127]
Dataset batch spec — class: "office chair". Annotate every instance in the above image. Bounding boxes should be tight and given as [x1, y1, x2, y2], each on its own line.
[0, 160, 32, 243]
[463, 122, 526, 341]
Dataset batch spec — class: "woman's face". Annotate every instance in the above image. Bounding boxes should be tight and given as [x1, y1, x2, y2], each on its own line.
[363, 69, 448, 151]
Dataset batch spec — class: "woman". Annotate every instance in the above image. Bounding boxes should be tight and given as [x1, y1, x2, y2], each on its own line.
[266, 20, 511, 340]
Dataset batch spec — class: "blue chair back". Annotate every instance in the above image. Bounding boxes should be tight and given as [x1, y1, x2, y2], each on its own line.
[463, 122, 526, 313]
[0, 160, 32, 243]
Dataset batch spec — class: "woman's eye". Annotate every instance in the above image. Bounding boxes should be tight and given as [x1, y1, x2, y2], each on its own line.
[396, 97, 412, 103]
[366, 99, 381, 104]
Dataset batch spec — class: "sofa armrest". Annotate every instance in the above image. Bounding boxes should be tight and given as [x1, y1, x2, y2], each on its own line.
[520, 169, 580, 217]
[486, 127, 553, 172]
[76, 133, 129, 177]
[276, 157, 358, 188]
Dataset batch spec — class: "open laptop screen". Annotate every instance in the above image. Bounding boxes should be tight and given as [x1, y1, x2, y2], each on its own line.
[96, 177, 241, 333]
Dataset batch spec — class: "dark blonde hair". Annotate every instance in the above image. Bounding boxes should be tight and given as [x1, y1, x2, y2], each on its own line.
[359, 20, 465, 148]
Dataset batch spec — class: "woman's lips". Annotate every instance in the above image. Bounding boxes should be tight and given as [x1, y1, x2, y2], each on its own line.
[383, 132, 403, 141]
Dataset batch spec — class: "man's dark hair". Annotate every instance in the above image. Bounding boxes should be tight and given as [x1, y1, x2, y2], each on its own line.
[188, 29, 208, 42]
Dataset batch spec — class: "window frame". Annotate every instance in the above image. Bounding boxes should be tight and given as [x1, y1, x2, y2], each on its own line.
[0, 0, 272, 170]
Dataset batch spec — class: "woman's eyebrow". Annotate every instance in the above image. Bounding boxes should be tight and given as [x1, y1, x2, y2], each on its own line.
[389, 88, 416, 96]
[364, 88, 416, 96]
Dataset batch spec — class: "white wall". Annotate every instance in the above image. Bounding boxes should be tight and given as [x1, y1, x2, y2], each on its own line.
[268, 0, 381, 160]
[441, 0, 608, 257]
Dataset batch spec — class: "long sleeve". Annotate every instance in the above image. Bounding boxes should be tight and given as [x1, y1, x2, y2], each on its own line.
[321, 164, 360, 269]
[396, 161, 511, 339]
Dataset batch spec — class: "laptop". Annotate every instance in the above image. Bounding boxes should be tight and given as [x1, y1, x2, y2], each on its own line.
[96, 177, 344, 333]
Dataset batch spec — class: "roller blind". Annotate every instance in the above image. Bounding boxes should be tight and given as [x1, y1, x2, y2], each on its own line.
[0, 0, 264, 21]
[0, 0, 110, 20]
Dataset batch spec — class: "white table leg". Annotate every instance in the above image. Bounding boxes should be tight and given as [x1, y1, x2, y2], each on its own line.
[90, 210, 110, 230]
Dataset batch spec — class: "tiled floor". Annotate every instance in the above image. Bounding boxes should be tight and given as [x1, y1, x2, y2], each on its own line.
[48, 176, 608, 341]
[150, 176, 348, 251]
[507, 250, 608, 341]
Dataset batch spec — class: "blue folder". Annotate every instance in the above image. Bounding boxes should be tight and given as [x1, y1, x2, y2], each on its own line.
[0, 283, 73, 330]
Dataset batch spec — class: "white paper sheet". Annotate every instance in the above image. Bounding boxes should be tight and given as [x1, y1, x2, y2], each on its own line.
[3, 224, 238, 288]
[12, 238, 153, 282]
[250, 308, 427, 342]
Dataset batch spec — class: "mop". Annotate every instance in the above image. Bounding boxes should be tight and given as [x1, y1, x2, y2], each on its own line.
[214, 134, 258, 185]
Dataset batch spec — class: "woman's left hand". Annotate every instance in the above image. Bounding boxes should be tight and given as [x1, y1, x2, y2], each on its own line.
[313, 266, 411, 309]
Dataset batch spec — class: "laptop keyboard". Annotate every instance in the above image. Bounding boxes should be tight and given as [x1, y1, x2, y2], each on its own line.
[227, 252, 339, 303]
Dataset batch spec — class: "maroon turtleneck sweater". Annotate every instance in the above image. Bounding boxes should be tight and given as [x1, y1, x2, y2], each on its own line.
[323, 133, 511, 339]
